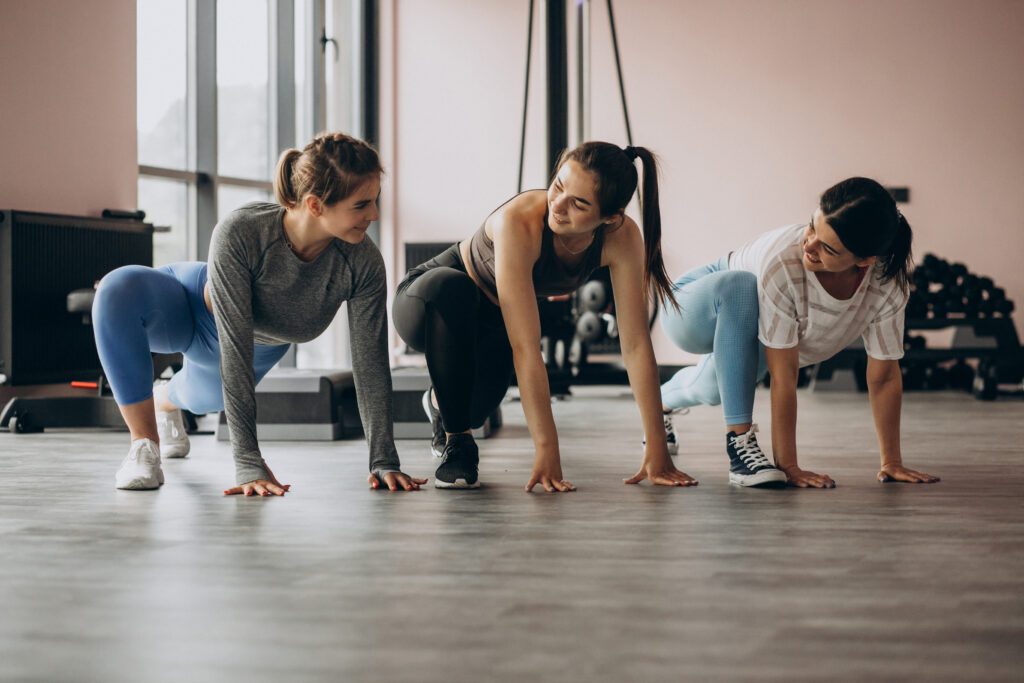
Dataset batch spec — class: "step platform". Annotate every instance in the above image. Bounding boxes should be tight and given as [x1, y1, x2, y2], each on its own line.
[216, 367, 501, 442]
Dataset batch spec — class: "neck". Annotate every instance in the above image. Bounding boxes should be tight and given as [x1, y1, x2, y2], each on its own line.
[283, 208, 333, 260]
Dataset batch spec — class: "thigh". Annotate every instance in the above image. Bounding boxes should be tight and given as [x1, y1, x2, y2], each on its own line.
[661, 268, 737, 354]
[469, 309, 515, 427]
[393, 265, 477, 351]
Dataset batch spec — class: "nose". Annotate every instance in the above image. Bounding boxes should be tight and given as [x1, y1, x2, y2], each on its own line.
[369, 202, 380, 222]
[551, 192, 567, 215]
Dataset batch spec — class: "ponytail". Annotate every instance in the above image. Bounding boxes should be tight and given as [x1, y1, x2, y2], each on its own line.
[880, 212, 913, 293]
[558, 141, 678, 311]
[630, 147, 676, 310]
[274, 148, 302, 207]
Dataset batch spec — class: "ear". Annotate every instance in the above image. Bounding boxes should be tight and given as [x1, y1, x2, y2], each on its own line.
[603, 209, 626, 229]
[855, 255, 877, 268]
[304, 194, 322, 217]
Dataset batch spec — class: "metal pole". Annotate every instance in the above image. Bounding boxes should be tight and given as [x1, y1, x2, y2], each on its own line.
[545, 0, 568, 177]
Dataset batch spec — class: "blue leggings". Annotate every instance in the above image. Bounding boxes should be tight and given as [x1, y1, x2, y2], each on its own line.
[659, 254, 767, 425]
[92, 262, 290, 412]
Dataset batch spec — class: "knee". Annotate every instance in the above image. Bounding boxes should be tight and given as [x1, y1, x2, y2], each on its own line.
[695, 382, 722, 407]
[94, 266, 152, 320]
[714, 271, 759, 317]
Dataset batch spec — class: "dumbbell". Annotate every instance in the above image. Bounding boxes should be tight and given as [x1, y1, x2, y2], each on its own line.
[904, 335, 926, 351]
[924, 365, 949, 390]
[902, 363, 926, 390]
[575, 311, 618, 342]
[578, 280, 608, 313]
[948, 360, 974, 391]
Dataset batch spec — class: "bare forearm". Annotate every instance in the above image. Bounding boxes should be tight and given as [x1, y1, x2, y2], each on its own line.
[868, 375, 903, 468]
[770, 381, 799, 470]
[622, 343, 670, 459]
[512, 347, 559, 457]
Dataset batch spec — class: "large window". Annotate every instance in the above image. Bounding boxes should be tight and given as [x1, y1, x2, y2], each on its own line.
[137, 0, 324, 266]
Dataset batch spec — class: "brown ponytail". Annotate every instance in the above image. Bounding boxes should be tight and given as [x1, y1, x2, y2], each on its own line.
[273, 132, 383, 209]
[558, 141, 677, 310]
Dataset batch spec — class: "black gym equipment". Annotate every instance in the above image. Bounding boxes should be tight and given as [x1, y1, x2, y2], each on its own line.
[0, 209, 165, 432]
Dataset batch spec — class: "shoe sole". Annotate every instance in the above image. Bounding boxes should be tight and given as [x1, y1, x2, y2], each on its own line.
[115, 472, 164, 490]
[422, 389, 445, 458]
[434, 478, 481, 489]
[162, 443, 190, 458]
[729, 471, 787, 488]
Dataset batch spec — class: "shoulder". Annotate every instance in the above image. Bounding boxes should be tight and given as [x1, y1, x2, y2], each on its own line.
[866, 265, 909, 310]
[332, 235, 386, 281]
[488, 190, 546, 244]
[601, 215, 643, 267]
[759, 225, 806, 282]
[211, 202, 285, 251]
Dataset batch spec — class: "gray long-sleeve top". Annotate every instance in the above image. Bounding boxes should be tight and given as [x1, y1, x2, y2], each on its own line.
[207, 202, 400, 484]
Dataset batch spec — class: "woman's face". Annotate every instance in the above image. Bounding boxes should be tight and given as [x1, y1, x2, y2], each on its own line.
[546, 160, 612, 235]
[313, 175, 381, 244]
[802, 209, 876, 273]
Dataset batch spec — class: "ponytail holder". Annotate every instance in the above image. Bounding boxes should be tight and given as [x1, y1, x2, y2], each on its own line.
[623, 145, 639, 161]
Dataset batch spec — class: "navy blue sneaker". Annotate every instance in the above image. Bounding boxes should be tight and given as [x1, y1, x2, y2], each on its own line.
[422, 387, 446, 458]
[727, 425, 786, 488]
[434, 433, 480, 489]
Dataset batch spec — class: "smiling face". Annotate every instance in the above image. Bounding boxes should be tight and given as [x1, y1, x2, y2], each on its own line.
[803, 209, 876, 273]
[546, 160, 617, 236]
[310, 175, 381, 244]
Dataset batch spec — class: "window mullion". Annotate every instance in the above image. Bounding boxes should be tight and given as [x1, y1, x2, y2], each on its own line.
[192, 0, 218, 261]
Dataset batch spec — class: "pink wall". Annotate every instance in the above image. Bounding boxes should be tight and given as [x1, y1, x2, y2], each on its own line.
[0, 0, 137, 217]
[384, 0, 1024, 362]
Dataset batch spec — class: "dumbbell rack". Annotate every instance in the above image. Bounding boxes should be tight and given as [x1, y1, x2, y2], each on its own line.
[902, 315, 1021, 399]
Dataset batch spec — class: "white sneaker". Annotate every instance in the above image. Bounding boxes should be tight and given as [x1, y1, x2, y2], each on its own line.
[157, 408, 191, 458]
[642, 407, 689, 456]
[115, 438, 164, 490]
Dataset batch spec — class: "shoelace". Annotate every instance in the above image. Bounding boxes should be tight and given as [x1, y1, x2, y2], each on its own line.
[730, 425, 773, 470]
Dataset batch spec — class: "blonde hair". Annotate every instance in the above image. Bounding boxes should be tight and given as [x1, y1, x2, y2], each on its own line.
[274, 132, 383, 208]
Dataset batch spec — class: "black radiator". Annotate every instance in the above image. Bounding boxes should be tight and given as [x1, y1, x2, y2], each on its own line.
[0, 210, 153, 385]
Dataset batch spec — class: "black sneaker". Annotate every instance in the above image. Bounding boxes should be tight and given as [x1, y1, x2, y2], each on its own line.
[727, 425, 786, 488]
[422, 387, 446, 458]
[434, 433, 480, 489]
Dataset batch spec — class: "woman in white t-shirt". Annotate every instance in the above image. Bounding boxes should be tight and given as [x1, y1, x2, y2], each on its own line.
[659, 177, 939, 488]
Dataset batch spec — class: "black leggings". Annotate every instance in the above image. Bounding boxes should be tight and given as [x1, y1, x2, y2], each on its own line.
[393, 245, 514, 434]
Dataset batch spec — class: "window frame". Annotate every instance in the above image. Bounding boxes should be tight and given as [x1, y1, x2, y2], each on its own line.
[138, 0, 327, 262]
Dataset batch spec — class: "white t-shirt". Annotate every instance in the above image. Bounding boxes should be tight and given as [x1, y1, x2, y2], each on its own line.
[729, 224, 907, 367]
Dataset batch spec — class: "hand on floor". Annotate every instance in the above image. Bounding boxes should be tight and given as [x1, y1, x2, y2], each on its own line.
[526, 461, 576, 493]
[369, 471, 428, 491]
[224, 464, 290, 496]
[878, 465, 940, 484]
[782, 466, 835, 488]
[624, 461, 698, 487]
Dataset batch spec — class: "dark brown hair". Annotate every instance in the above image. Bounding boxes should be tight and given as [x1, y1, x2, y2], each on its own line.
[556, 141, 675, 308]
[820, 177, 913, 293]
[274, 132, 383, 208]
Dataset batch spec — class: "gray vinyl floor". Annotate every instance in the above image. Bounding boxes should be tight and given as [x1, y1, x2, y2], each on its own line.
[1, 387, 1022, 683]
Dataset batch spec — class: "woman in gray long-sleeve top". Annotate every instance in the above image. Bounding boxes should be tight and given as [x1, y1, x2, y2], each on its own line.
[93, 132, 425, 495]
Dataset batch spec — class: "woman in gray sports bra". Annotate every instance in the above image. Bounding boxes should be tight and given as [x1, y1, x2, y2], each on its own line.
[393, 141, 696, 492]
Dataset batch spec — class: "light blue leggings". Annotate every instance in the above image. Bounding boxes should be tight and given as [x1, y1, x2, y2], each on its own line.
[92, 262, 290, 412]
[660, 254, 767, 425]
